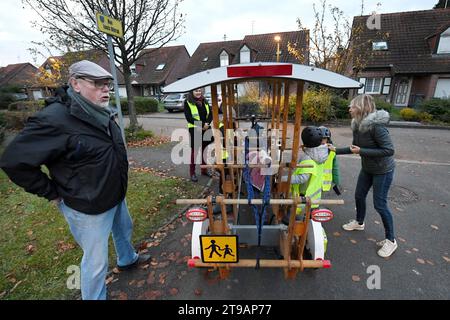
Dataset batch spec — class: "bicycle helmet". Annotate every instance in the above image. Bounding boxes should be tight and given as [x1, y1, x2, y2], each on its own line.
[301, 126, 324, 148]
[319, 126, 331, 139]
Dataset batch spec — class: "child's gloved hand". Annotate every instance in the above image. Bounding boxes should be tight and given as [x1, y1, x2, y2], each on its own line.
[327, 144, 336, 152]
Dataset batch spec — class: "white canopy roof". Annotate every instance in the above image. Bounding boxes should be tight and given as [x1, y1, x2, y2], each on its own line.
[163, 62, 363, 93]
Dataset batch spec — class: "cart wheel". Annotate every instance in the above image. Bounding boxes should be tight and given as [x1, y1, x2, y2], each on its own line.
[306, 220, 326, 260]
[191, 219, 209, 259]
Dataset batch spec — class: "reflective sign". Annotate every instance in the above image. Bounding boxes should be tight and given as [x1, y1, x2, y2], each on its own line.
[200, 235, 239, 263]
[96, 13, 123, 38]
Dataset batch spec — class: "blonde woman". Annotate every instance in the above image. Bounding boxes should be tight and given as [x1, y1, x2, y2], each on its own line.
[329, 94, 397, 258]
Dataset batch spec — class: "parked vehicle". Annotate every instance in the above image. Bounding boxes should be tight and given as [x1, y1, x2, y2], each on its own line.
[163, 93, 187, 112]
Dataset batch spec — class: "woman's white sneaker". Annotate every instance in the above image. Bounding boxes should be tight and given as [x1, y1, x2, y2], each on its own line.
[377, 239, 398, 258]
[342, 220, 365, 231]
[376, 239, 388, 247]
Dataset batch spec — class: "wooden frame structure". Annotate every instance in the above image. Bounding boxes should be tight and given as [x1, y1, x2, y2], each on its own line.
[164, 63, 362, 279]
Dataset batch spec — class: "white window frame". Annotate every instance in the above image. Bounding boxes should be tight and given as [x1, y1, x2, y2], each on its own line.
[363, 78, 383, 94]
[156, 63, 165, 71]
[130, 64, 137, 75]
[220, 50, 229, 67]
[240, 45, 251, 63]
[372, 41, 388, 51]
[434, 78, 450, 98]
[437, 27, 450, 54]
[382, 77, 392, 95]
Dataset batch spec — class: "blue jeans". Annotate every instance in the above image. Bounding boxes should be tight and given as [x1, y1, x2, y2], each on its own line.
[58, 199, 138, 300]
[355, 169, 395, 241]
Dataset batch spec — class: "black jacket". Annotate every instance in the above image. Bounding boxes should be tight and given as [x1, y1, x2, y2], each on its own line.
[0, 92, 129, 215]
[184, 98, 212, 127]
[336, 110, 395, 175]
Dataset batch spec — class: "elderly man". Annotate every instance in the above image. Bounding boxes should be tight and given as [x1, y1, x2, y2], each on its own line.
[0, 60, 149, 300]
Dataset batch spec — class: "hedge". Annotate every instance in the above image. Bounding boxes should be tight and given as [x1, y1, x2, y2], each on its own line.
[418, 98, 450, 123]
[111, 97, 159, 115]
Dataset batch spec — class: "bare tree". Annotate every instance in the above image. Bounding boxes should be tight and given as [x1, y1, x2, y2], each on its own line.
[23, 0, 185, 130]
[288, 0, 387, 76]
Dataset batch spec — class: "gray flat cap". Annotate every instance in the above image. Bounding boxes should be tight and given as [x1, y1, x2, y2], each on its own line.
[69, 60, 113, 80]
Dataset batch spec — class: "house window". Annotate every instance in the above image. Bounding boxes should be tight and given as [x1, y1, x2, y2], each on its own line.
[240, 45, 251, 63]
[437, 27, 450, 54]
[130, 64, 137, 75]
[359, 78, 383, 94]
[156, 63, 165, 71]
[434, 78, 450, 98]
[372, 41, 388, 51]
[220, 50, 229, 67]
[382, 77, 392, 95]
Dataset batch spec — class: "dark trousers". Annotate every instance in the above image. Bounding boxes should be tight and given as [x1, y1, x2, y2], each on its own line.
[355, 169, 395, 241]
[189, 128, 212, 176]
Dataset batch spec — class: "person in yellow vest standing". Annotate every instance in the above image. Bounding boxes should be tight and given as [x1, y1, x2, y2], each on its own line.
[319, 126, 341, 195]
[282, 126, 329, 223]
[184, 88, 213, 182]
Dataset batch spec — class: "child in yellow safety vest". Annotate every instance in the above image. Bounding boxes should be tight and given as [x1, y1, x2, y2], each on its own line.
[282, 126, 329, 220]
[319, 126, 342, 196]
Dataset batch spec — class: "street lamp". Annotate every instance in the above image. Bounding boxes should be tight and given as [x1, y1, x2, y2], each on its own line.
[274, 35, 281, 63]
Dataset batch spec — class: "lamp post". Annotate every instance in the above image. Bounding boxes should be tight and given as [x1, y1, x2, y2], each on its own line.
[274, 35, 281, 63]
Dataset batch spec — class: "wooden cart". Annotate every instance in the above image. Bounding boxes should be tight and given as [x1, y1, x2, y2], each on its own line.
[163, 62, 362, 279]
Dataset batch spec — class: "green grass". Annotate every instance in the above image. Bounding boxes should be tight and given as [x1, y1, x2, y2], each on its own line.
[0, 169, 202, 300]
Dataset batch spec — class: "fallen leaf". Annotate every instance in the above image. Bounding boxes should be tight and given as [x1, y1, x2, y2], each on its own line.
[442, 256, 450, 263]
[398, 237, 406, 243]
[169, 288, 179, 296]
[136, 280, 146, 288]
[367, 238, 377, 243]
[350, 239, 357, 244]
[352, 275, 361, 282]
[412, 248, 419, 252]
[26, 244, 35, 254]
[374, 220, 381, 225]
[405, 250, 412, 254]
[147, 271, 156, 285]
[426, 260, 435, 266]
[142, 290, 162, 300]
[57, 241, 75, 253]
[333, 232, 341, 237]
[194, 288, 203, 296]
[431, 225, 439, 231]
[416, 258, 425, 265]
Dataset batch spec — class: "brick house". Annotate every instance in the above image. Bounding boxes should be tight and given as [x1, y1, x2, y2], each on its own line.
[349, 8, 450, 107]
[120, 45, 190, 99]
[0, 63, 38, 99]
[184, 30, 309, 76]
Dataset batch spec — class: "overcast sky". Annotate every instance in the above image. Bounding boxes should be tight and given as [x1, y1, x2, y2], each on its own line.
[0, 0, 438, 67]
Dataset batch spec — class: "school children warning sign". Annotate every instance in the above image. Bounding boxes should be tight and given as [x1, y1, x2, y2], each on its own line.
[200, 235, 239, 263]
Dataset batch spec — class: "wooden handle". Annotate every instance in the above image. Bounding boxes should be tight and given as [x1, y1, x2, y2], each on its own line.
[176, 199, 344, 205]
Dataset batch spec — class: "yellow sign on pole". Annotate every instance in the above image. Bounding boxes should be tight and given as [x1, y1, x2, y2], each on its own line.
[200, 235, 239, 263]
[96, 13, 123, 38]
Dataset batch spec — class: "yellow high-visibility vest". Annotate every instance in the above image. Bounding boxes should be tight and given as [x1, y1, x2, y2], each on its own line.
[187, 101, 210, 129]
[291, 159, 323, 215]
[322, 151, 336, 192]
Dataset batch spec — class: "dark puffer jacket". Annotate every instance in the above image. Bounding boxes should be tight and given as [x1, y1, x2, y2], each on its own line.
[0, 89, 129, 215]
[336, 110, 395, 175]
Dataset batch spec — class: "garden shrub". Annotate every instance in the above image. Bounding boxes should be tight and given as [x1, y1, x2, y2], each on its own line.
[400, 108, 419, 121]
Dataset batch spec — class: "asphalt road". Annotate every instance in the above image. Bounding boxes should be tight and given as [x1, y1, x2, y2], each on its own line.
[110, 115, 450, 300]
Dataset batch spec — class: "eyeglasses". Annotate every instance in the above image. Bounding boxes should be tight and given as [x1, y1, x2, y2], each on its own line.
[78, 77, 114, 90]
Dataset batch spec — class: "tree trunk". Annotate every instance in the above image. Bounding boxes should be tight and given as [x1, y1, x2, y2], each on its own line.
[122, 65, 139, 131]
